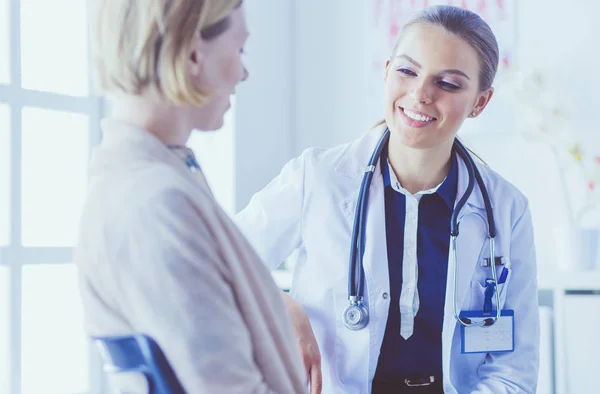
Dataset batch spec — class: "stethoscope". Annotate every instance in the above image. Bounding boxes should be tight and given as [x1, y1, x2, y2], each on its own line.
[342, 128, 501, 331]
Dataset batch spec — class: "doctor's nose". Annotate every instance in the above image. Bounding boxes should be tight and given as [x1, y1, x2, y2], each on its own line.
[409, 86, 433, 105]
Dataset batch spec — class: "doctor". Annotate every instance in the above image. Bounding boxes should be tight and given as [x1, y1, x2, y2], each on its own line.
[236, 5, 539, 394]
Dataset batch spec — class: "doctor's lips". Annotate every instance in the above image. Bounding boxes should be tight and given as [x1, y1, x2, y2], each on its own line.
[399, 107, 437, 126]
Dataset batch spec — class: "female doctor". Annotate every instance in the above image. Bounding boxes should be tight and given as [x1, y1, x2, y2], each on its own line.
[236, 5, 539, 394]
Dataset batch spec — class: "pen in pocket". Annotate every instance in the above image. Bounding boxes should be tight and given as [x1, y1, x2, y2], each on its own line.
[498, 267, 509, 284]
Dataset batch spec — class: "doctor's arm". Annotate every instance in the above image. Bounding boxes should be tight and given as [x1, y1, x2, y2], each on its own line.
[473, 202, 540, 394]
[236, 152, 323, 394]
[235, 151, 309, 270]
[120, 191, 295, 394]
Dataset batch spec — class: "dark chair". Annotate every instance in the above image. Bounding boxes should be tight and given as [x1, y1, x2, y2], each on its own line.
[94, 334, 185, 394]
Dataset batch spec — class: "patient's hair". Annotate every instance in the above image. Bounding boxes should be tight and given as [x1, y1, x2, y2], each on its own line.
[93, 0, 242, 106]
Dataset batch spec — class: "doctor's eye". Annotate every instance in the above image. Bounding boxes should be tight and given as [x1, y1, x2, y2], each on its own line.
[397, 68, 417, 77]
[437, 80, 461, 91]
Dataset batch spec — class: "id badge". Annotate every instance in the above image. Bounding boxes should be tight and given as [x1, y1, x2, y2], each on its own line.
[460, 310, 514, 354]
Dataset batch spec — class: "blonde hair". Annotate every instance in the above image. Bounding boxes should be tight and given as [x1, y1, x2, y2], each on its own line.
[93, 0, 241, 106]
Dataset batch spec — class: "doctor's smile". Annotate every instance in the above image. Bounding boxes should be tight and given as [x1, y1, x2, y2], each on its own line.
[398, 107, 437, 127]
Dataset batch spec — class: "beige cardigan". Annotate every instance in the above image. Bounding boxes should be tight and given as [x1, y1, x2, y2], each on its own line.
[74, 119, 306, 393]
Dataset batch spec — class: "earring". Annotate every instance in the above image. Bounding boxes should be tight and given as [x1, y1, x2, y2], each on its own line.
[471, 111, 477, 117]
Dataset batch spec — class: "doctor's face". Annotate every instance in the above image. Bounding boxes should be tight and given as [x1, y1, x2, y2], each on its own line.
[384, 23, 493, 150]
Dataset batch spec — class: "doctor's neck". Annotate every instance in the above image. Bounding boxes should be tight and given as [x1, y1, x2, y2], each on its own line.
[386, 135, 454, 195]
[108, 95, 192, 146]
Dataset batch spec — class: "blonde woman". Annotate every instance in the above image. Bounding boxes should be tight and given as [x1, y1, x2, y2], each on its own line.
[74, 1, 306, 393]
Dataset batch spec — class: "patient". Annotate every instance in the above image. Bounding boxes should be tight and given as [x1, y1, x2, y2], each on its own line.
[74, 1, 305, 392]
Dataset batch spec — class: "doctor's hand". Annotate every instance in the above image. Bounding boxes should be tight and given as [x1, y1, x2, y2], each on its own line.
[282, 292, 323, 394]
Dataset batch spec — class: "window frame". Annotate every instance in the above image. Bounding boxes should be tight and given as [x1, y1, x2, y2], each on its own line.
[0, 0, 105, 393]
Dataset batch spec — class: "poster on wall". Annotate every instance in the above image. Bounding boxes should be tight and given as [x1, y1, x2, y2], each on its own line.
[371, 0, 517, 75]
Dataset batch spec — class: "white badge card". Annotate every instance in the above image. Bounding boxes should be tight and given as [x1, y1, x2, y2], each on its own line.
[460, 310, 514, 354]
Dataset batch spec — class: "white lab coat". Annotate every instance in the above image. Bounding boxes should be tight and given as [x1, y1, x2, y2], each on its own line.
[236, 126, 540, 394]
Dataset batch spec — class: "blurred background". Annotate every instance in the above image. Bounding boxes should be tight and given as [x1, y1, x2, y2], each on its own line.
[1, 0, 599, 393]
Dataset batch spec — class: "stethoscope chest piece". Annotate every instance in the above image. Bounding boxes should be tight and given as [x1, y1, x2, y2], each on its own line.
[342, 296, 369, 331]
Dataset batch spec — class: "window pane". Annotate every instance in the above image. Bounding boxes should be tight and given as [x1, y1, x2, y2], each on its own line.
[21, 264, 89, 394]
[20, 0, 88, 96]
[21, 108, 89, 247]
[0, 104, 9, 246]
[0, 0, 8, 84]
[0, 266, 9, 394]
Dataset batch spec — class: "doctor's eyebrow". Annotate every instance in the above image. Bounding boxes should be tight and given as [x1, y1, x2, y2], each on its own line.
[396, 53, 471, 80]
[397, 54, 422, 68]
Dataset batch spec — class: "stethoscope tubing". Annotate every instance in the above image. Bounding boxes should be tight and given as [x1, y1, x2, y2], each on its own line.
[346, 129, 500, 329]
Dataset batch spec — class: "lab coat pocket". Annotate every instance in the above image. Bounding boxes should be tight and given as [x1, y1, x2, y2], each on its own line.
[469, 266, 513, 311]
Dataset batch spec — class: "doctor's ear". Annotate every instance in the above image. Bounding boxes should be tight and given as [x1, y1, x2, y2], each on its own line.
[384, 60, 391, 82]
[469, 87, 494, 118]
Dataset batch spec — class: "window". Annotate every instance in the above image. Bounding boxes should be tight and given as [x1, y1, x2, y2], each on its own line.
[0, 265, 10, 394]
[0, 103, 9, 246]
[0, 1, 103, 393]
[0, 0, 8, 85]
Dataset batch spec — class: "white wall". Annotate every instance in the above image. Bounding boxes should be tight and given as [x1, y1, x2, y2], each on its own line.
[234, 1, 377, 209]
[233, 0, 295, 209]
[293, 0, 379, 153]
[517, 1, 600, 124]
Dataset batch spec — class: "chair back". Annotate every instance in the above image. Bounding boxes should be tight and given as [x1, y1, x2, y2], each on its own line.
[94, 334, 185, 394]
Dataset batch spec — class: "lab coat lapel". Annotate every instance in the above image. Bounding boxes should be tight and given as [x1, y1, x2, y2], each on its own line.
[442, 153, 489, 384]
[338, 127, 390, 288]
[339, 169, 388, 309]
[447, 150, 489, 315]
[450, 208, 488, 313]
[337, 127, 389, 316]
[339, 161, 388, 383]
[361, 170, 388, 307]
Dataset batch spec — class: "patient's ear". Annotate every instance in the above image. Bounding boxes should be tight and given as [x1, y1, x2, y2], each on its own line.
[188, 34, 205, 83]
